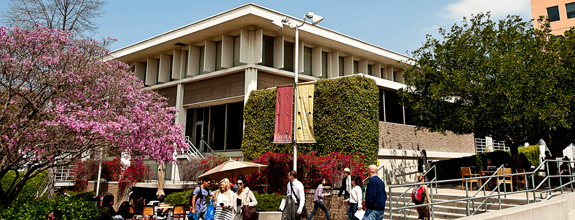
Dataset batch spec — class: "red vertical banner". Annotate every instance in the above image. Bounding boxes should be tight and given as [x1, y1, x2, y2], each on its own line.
[273, 85, 293, 144]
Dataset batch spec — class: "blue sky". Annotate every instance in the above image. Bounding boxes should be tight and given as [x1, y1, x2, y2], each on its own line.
[0, 0, 533, 56]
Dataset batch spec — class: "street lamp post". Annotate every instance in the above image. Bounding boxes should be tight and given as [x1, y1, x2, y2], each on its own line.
[273, 12, 324, 171]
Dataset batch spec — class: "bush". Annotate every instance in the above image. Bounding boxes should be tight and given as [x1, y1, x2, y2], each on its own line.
[0, 197, 100, 220]
[164, 190, 193, 207]
[1, 171, 46, 205]
[70, 191, 95, 201]
[248, 152, 366, 194]
[519, 145, 540, 168]
[253, 192, 284, 212]
[242, 75, 379, 164]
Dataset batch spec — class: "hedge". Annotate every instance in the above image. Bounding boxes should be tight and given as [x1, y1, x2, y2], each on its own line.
[253, 192, 284, 212]
[164, 190, 193, 208]
[242, 75, 379, 164]
[0, 197, 100, 220]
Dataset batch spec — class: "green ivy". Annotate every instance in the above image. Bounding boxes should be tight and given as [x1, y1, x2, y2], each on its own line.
[242, 75, 379, 164]
[518, 145, 541, 168]
[253, 192, 284, 212]
[164, 190, 193, 208]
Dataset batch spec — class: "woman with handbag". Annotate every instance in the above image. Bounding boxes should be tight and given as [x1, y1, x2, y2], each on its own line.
[345, 175, 363, 220]
[234, 177, 258, 220]
[213, 178, 237, 220]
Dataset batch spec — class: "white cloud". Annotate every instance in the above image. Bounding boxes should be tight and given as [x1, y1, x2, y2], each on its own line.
[440, 0, 532, 21]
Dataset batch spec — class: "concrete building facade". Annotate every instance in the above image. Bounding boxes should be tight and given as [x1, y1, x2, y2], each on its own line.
[110, 3, 475, 185]
[531, 0, 575, 35]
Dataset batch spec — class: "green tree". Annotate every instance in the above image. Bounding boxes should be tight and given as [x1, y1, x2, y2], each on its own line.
[399, 13, 574, 170]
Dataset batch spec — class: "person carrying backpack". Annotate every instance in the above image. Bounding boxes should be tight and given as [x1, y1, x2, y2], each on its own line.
[412, 174, 431, 220]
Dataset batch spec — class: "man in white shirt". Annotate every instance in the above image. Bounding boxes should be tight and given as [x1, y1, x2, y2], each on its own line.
[285, 170, 306, 219]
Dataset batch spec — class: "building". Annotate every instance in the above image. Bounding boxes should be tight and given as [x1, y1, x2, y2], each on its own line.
[108, 3, 475, 186]
[531, 0, 575, 35]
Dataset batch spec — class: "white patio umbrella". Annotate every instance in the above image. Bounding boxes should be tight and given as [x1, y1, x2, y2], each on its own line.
[197, 160, 268, 180]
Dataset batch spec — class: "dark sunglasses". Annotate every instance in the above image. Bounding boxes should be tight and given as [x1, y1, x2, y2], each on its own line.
[237, 182, 244, 185]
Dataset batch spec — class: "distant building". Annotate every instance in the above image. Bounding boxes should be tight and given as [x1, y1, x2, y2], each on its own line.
[104, 3, 475, 186]
[531, 0, 575, 35]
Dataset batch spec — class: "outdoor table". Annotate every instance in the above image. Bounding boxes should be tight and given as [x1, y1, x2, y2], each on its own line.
[479, 171, 495, 190]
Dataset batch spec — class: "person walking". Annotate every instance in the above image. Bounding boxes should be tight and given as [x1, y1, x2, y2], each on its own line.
[213, 178, 237, 220]
[414, 174, 431, 220]
[307, 178, 330, 220]
[338, 168, 352, 199]
[192, 177, 212, 220]
[363, 165, 386, 220]
[282, 170, 306, 220]
[418, 150, 428, 173]
[234, 176, 258, 220]
[345, 175, 363, 220]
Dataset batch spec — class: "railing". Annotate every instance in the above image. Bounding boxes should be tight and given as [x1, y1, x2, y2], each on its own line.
[389, 165, 438, 219]
[184, 136, 217, 160]
[54, 165, 76, 182]
[475, 138, 509, 154]
[388, 159, 575, 220]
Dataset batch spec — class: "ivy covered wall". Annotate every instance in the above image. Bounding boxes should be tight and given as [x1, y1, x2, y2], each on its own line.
[242, 75, 379, 164]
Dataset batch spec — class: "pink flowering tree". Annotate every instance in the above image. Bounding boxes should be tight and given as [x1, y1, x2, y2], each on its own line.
[0, 26, 187, 207]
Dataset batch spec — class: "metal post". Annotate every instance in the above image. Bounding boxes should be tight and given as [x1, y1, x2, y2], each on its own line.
[465, 181, 470, 216]
[389, 186, 393, 220]
[292, 26, 299, 172]
[95, 147, 103, 196]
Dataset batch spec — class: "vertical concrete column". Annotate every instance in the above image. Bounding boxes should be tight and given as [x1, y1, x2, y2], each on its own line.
[134, 62, 146, 82]
[172, 50, 183, 80]
[244, 68, 258, 104]
[187, 45, 200, 77]
[175, 83, 186, 134]
[386, 66, 394, 81]
[329, 51, 339, 78]
[158, 54, 172, 83]
[312, 47, 322, 78]
[344, 56, 354, 76]
[145, 58, 159, 86]
[274, 35, 284, 69]
[371, 64, 382, 78]
[395, 70, 405, 83]
[222, 35, 234, 68]
[358, 60, 368, 75]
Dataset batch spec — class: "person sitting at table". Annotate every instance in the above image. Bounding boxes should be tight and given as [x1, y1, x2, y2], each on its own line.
[485, 159, 496, 171]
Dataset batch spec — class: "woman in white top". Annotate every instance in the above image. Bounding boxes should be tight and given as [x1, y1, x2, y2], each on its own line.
[345, 175, 363, 220]
[234, 177, 258, 220]
[213, 178, 237, 220]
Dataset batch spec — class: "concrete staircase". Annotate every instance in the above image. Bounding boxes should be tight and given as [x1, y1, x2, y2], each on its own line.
[384, 191, 534, 220]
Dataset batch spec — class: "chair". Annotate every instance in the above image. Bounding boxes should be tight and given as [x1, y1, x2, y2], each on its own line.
[497, 168, 513, 192]
[515, 169, 527, 190]
[172, 205, 186, 220]
[143, 205, 154, 216]
[461, 167, 482, 190]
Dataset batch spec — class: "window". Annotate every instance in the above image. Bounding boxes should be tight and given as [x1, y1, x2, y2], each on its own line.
[339, 56, 345, 76]
[368, 64, 373, 75]
[186, 101, 244, 151]
[303, 47, 312, 76]
[284, 41, 294, 72]
[321, 52, 328, 78]
[261, 35, 274, 67]
[226, 102, 244, 150]
[567, 3, 575, 19]
[353, 60, 359, 74]
[548, 6, 560, 22]
[384, 90, 404, 124]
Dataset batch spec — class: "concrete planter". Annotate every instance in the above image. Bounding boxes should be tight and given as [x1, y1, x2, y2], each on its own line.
[258, 211, 282, 220]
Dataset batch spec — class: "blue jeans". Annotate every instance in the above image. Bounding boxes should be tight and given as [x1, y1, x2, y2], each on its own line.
[307, 201, 330, 220]
[190, 211, 206, 220]
[348, 203, 358, 220]
[362, 209, 384, 220]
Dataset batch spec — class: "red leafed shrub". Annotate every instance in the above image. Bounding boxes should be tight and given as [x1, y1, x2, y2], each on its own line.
[199, 154, 228, 172]
[119, 159, 152, 188]
[102, 158, 123, 181]
[247, 152, 366, 194]
[73, 157, 152, 192]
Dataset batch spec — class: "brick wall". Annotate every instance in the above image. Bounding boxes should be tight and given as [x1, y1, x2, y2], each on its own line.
[86, 181, 126, 210]
[379, 122, 474, 154]
[304, 189, 351, 220]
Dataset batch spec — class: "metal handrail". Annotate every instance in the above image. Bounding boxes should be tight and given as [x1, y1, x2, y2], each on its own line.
[390, 165, 437, 219]
[199, 140, 216, 154]
[388, 159, 575, 220]
[185, 136, 205, 159]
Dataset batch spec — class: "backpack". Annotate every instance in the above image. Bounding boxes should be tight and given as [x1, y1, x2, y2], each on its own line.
[411, 185, 425, 204]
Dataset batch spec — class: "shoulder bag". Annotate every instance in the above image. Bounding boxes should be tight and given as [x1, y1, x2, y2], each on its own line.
[242, 189, 259, 220]
[290, 182, 308, 219]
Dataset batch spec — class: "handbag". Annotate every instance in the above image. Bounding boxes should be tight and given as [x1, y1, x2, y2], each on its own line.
[205, 201, 215, 220]
[354, 209, 365, 220]
[242, 205, 258, 220]
[279, 197, 286, 211]
[242, 189, 259, 220]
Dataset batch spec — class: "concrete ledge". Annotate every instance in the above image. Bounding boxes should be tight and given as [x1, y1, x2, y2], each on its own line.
[459, 192, 575, 220]
[258, 211, 281, 220]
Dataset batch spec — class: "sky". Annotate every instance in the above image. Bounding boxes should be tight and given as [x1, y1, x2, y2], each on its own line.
[0, 0, 533, 56]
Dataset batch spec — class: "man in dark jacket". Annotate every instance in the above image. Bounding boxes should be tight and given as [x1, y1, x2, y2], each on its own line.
[363, 164, 386, 220]
[338, 168, 351, 199]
